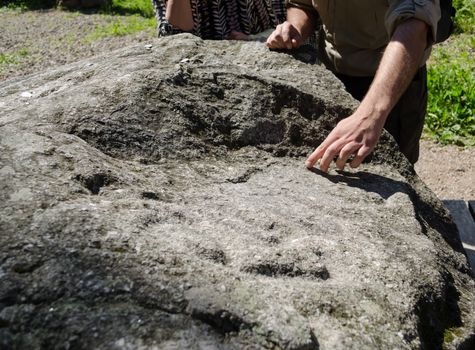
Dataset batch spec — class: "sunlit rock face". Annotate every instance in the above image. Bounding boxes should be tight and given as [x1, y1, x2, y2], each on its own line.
[0, 34, 474, 350]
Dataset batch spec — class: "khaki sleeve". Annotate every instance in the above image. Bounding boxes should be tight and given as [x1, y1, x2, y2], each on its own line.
[285, 0, 315, 12]
[385, 0, 441, 43]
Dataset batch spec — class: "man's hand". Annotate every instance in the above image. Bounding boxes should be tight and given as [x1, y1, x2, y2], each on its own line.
[266, 7, 317, 50]
[305, 109, 386, 172]
[305, 18, 429, 172]
[266, 22, 303, 49]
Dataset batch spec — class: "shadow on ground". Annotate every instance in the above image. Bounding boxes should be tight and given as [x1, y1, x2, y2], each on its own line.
[443, 200, 475, 273]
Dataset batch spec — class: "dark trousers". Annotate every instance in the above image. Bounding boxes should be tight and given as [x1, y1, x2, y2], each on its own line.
[334, 66, 428, 164]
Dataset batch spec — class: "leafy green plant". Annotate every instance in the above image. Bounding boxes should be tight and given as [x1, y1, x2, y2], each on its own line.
[0, 53, 17, 65]
[453, 0, 475, 33]
[0, 48, 29, 75]
[0, 49, 29, 65]
[426, 56, 475, 146]
[425, 0, 475, 146]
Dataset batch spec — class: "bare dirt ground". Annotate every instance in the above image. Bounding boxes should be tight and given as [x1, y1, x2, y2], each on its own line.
[1, 8, 473, 202]
[0, 8, 154, 80]
[416, 139, 474, 201]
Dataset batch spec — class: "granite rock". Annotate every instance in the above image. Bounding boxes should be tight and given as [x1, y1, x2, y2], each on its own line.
[0, 34, 474, 350]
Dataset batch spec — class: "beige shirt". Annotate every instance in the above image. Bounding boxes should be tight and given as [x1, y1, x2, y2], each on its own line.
[286, 0, 441, 76]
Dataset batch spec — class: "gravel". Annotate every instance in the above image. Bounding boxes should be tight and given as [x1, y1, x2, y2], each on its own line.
[0, 8, 154, 80]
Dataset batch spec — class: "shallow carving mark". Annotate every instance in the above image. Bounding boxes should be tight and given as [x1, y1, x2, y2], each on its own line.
[63, 69, 337, 165]
[270, 83, 324, 121]
[190, 308, 251, 334]
[264, 235, 281, 245]
[11, 260, 43, 274]
[75, 173, 116, 195]
[142, 191, 160, 200]
[141, 191, 172, 202]
[196, 247, 227, 265]
[242, 261, 329, 280]
[233, 119, 287, 148]
[226, 167, 262, 184]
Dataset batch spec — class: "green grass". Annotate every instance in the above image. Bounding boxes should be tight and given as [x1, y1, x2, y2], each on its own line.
[85, 0, 156, 41]
[453, 0, 475, 33]
[0, 0, 154, 17]
[0, 0, 157, 44]
[0, 48, 29, 65]
[0, 48, 29, 75]
[0, 1, 156, 77]
[0, 0, 55, 10]
[425, 0, 475, 146]
[443, 327, 463, 343]
[0, 53, 18, 65]
[102, 0, 154, 18]
[84, 15, 155, 41]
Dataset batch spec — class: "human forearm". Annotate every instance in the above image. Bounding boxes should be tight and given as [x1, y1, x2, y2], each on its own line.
[358, 19, 428, 124]
[286, 7, 317, 42]
[305, 18, 429, 171]
[165, 0, 193, 31]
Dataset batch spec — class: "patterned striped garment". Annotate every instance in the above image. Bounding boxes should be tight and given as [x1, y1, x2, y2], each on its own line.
[152, 0, 287, 39]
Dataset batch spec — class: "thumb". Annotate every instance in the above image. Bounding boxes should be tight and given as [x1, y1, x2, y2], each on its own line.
[290, 28, 302, 48]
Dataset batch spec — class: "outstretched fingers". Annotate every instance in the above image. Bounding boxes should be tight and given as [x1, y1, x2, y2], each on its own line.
[305, 133, 340, 169]
[319, 140, 348, 172]
[335, 142, 361, 170]
[350, 145, 372, 168]
[305, 137, 371, 172]
[305, 146, 324, 169]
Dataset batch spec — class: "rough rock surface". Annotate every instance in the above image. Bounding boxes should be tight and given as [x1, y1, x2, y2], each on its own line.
[0, 34, 474, 350]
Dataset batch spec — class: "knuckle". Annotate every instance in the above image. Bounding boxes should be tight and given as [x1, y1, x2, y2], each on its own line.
[340, 147, 352, 157]
[360, 146, 372, 156]
[326, 144, 340, 154]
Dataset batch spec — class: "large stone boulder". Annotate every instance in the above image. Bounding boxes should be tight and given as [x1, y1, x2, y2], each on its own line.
[0, 34, 474, 350]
